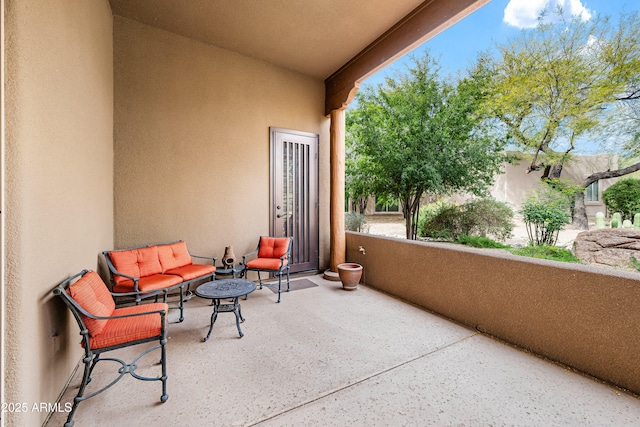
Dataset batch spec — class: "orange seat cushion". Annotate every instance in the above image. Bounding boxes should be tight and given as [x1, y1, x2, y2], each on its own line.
[157, 241, 193, 272]
[246, 258, 288, 271]
[87, 303, 168, 349]
[165, 264, 215, 281]
[67, 271, 115, 337]
[257, 237, 290, 259]
[108, 246, 163, 285]
[112, 274, 183, 294]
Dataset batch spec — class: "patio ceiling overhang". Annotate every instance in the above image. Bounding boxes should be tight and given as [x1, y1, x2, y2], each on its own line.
[108, 0, 489, 114]
[324, 0, 489, 115]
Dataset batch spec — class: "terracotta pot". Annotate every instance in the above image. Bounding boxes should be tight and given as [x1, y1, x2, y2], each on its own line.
[337, 263, 363, 290]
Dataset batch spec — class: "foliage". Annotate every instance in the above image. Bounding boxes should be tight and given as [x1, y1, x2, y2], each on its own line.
[631, 256, 640, 272]
[544, 178, 583, 202]
[477, 11, 640, 178]
[344, 212, 368, 233]
[520, 184, 571, 246]
[544, 177, 583, 218]
[510, 245, 581, 263]
[601, 178, 640, 221]
[461, 199, 515, 240]
[597, 12, 640, 162]
[345, 124, 375, 214]
[347, 52, 509, 240]
[416, 199, 458, 238]
[417, 198, 514, 242]
[456, 235, 510, 249]
[417, 202, 462, 240]
[606, 98, 640, 165]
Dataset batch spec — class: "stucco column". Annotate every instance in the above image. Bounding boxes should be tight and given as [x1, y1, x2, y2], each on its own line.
[329, 108, 346, 271]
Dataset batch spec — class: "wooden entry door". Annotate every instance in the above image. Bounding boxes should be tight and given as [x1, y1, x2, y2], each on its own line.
[270, 127, 319, 273]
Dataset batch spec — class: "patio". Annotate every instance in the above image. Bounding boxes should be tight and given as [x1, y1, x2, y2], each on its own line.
[46, 275, 640, 426]
[11, 2, 640, 425]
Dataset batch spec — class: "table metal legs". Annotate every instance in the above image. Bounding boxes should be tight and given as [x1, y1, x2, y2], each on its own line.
[202, 297, 245, 341]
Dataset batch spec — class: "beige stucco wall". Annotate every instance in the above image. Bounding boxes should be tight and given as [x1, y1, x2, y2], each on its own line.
[113, 16, 331, 267]
[490, 154, 619, 219]
[346, 232, 640, 395]
[3, 8, 330, 424]
[4, 0, 114, 425]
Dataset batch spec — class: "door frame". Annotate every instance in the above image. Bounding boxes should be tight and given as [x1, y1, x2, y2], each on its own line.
[270, 127, 319, 273]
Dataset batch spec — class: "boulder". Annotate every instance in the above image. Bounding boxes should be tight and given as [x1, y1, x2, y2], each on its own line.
[574, 229, 640, 269]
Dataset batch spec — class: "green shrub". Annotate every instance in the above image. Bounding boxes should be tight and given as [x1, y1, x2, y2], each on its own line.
[345, 212, 367, 232]
[456, 235, 510, 248]
[520, 185, 571, 246]
[417, 199, 456, 227]
[510, 245, 581, 263]
[422, 206, 462, 240]
[417, 200, 460, 240]
[417, 198, 514, 242]
[461, 199, 514, 241]
[602, 178, 640, 221]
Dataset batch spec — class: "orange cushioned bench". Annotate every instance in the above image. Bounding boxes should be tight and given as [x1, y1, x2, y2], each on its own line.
[103, 240, 216, 322]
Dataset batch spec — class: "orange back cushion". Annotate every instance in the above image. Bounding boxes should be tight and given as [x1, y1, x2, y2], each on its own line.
[257, 237, 290, 259]
[108, 246, 163, 284]
[157, 241, 192, 272]
[67, 271, 115, 336]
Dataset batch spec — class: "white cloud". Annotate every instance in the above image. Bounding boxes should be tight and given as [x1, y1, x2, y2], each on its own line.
[504, 0, 593, 29]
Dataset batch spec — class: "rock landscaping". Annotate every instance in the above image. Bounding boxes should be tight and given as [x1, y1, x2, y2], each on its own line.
[574, 229, 640, 269]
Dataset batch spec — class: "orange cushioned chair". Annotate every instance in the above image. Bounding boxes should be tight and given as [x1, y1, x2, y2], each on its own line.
[243, 236, 292, 303]
[53, 270, 169, 427]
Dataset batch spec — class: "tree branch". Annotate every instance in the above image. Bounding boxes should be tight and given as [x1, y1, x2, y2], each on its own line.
[615, 89, 640, 101]
[582, 162, 640, 187]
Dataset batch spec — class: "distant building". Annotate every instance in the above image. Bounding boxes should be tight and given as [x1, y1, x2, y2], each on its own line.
[357, 153, 619, 220]
[486, 153, 618, 219]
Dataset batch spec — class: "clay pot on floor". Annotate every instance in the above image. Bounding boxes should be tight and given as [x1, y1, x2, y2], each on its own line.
[337, 263, 363, 290]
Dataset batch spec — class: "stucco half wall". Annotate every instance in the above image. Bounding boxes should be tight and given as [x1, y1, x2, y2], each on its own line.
[346, 232, 640, 395]
[113, 16, 331, 264]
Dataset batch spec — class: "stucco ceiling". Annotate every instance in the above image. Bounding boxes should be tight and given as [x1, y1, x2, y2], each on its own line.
[108, 0, 430, 81]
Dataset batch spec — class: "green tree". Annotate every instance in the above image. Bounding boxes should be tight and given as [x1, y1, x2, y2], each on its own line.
[477, 10, 640, 228]
[345, 120, 375, 214]
[347, 53, 508, 239]
[602, 178, 640, 220]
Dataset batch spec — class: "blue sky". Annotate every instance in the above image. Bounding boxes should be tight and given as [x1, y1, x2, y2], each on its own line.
[359, 0, 639, 154]
[363, 0, 640, 86]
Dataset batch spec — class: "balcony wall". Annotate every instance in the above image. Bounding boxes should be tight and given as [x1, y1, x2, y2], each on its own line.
[346, 232, 640, 395]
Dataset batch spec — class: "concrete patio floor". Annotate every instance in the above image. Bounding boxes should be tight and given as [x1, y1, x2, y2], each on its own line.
[47, 275, 640, 426]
